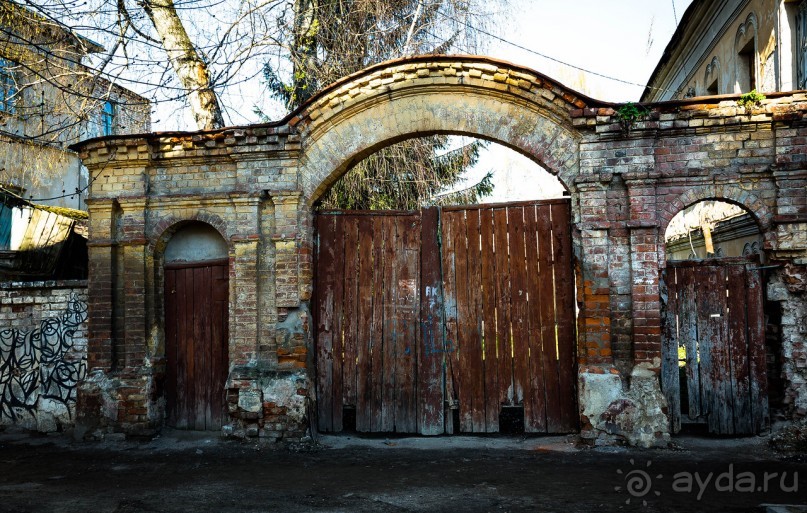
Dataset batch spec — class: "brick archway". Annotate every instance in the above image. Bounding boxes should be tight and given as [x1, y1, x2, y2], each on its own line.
[72, 54, 807, 447]
[293, 56, 596, 205]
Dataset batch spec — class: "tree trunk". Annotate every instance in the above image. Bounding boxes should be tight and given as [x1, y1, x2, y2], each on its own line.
[141, 0, 224, 130]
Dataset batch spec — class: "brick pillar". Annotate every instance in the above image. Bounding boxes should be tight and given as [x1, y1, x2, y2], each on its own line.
[117, 199, 148, 372]
[576, 179, 613, 367]
[271, 192, 302, 308]
[85, 199, 118, 371]
[605, 174, 633, 374]
[232, 238, 260, 364]
[625, 174, 663, 367]
[257, 196, 277, 361]
[230, 195, 263, 364]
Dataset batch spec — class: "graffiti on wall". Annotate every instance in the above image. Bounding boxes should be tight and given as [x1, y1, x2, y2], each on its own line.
[0, 293, 88, 420]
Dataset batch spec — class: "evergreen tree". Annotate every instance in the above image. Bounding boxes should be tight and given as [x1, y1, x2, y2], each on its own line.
[262, 0, 500, 210]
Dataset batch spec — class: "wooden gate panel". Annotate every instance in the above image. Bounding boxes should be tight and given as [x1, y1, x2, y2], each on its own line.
[418, 207, 444, 435]
[662, 258, 768, 435]
[479, 208, 500, 432]
[342, 218, 360, 414]
[552, 202, 579, 431]
[727, 264, 752, 434]
[524, 204, 548, 432]
[535, 204, 562, 432]
[696, 263, 730, 434]
[379, 216, 396, 432]
[450, 210, 471, 432]
[353, 216, 373, 431]
[395, 215, 420, 433]
[440, 210, 459, 434]
[316, 200, 577, 435]
[317, 212, 424, 433]
[465, 208, 487, 432]
[508, 206, 530, 411]
[315, 214, 337, 432]
[441, 201, 577, 434]
[746, 265, 769, 433]
[492, 207, 514, 408]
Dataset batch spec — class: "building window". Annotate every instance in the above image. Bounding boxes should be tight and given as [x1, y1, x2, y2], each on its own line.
[798, 1, 807, 89]
[102, 100, 116, 136]
[0, 57, 18, 113]
[738, 40, 756, 92]
[734, 13, 758, 93]
[705, 56, 720, 95]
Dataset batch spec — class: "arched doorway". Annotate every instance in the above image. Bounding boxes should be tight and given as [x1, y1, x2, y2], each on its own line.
[660, 200, 769, 435]
[163, 222, 229, 430]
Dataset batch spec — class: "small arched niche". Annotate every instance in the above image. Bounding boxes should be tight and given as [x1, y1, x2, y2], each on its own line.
[664, 200, 763, 262]
[164, 222, 228, 264]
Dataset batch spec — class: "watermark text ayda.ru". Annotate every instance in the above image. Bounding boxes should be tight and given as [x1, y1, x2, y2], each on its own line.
[671, 464, 799, 500]
[616, 459, 800, 504]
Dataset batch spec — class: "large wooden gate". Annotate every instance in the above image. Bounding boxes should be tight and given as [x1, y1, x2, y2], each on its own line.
[661, 258, 768, 435]
[315, 200, 577, 435]
[164, 260, 229, 430]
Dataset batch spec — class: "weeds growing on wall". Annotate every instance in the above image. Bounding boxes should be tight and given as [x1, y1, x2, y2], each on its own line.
[737, 90, 766, 111]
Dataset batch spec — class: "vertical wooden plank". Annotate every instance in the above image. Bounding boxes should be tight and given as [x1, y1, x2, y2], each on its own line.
[370, 216, 386, 431]
[535, 205, 560, 430]
[315, 215, 336, 432]
[727, 264, 752, 434]
[396, 215, 420, 433]
[331, 218, 346, 432]
[678, 266, 700, 420]
[204, 266, 215, 429]
[551, 201, 578, 432]
[660, 266, 681, 434]
[164, 269, 178, 427]
[419, 207, 444, 435]
[177, 267, 192, 430]
[493, 208, 513, 407]
[479, 208, 500, 432]
[355, 216, 375, 432]
[380, 216, 397, 432]
[745, 264, 769, 433]
[507, 206, 530, 419]
[464, 208, 486, 432]
[696, 264, 730, 434]
[342, 217, 360, 412]
[193, 266, 210, 430]
[210, 262, 229, 429]
[440, 210, 459, 434]
[452, 210, 475, 433]
[523, 205, 547, 433]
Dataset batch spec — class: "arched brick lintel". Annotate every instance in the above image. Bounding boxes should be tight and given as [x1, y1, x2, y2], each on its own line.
[148, 212, 231, 258]
[658, 185, 773, 238]
[295, 57, 595, 207]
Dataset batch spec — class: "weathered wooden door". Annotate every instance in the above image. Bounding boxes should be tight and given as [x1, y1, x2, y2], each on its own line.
[441, 201, 577, 433]
[661, 258, 768, 435]
[315, 200, 577, 435]
[164, 260, 229, 430]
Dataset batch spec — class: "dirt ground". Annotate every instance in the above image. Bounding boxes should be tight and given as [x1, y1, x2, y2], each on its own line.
[0, 429, 805, 513]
